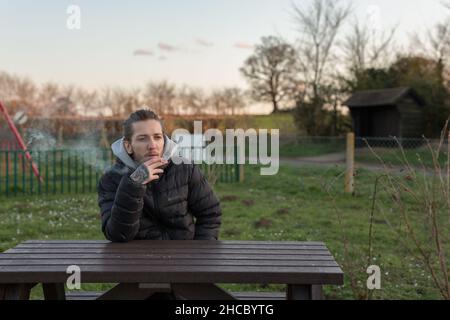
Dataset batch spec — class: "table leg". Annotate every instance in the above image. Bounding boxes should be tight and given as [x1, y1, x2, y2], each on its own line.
[0, 283, 34, 300]
[97, 283, 172, 300]
[43, 283, 66, 300]
[286, 284, 324, 300]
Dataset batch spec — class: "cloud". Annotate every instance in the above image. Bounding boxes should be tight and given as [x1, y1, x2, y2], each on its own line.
[195, 38, 213, 47]
[234, 42, 254, 50]
[158, 42, 179, 52]
[133, 49, 154, 56]
[158, 55, 168, 61]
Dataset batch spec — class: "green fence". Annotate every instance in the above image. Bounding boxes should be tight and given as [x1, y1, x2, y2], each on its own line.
[0, 148, 241, 197]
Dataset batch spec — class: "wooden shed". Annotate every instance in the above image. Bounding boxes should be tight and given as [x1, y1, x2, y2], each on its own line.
[344, 87, 425, 138]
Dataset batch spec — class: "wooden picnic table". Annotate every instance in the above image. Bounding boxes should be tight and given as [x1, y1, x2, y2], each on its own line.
[0, 240, 343, 300]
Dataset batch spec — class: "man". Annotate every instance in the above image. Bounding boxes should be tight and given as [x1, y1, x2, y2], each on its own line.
[97, 109, 221, 242]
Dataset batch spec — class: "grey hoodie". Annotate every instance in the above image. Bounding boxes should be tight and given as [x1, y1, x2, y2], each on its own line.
[110, 135, 179, 170]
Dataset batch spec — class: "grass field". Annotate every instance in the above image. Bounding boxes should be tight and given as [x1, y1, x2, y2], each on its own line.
[355, 145, 449, 168]
[1, 162, 447, 300]
[246, 113, 297, 134]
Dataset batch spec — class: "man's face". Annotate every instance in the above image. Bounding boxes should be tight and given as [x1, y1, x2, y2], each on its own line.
[124, 119, 165, 163]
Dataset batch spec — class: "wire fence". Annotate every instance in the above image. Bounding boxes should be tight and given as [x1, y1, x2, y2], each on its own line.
[1, 134, 448, 197]
[0, 147, 241, 197]
[354, 136, 449, 168]
[279, 134, 449, 167]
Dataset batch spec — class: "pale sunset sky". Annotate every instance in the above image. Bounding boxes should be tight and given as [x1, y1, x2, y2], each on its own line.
[0, 0, 448, 113]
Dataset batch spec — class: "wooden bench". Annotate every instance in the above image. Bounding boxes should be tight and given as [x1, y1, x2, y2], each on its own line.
[0, 240, 343, 300]
[65, 290, 286, 300]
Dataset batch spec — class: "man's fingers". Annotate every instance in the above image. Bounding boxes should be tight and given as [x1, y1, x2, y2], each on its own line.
[143, 157, 162, 166]
[153, 168, 164, 174]
[148, 160, 167, 170]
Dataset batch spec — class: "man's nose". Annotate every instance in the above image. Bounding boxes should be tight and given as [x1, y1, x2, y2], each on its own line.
[147, 139, 156, 149]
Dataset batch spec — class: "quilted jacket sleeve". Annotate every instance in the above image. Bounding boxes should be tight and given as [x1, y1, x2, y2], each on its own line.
[97, 171, 146, 242]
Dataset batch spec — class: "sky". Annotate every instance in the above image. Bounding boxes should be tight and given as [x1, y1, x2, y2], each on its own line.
[0, 0, 449, 113]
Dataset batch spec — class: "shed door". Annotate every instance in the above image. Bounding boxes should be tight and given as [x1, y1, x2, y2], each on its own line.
[370, 107, 400, 137]
[352, 109, 371, 137]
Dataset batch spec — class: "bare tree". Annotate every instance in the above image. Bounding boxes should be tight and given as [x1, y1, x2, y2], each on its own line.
[412, 17, 450, 87]
[48, 85, 78, 116]
[0, 72, 36, 103]
[240, 36, 301, 113]
[143, 80, 177, 115]
[14, 76, 37, 104]
[38, 82, 60, 104]
[0, 71, 39, 116]
[209, 89, 227, 115]
[35, 82, 61, 117]
[209, 87, 246, 115]
[178, 86, 209, 115]
[292, 0, 351, 102]
[123, 88, 141, 115]
[0, 71, 17, 101]
[97, 87, 114, 116]
[99, 87, 141, 116]
[342, 18, 397, 73]
[109, 87, 128, 116]
[74, 87, 101, 116]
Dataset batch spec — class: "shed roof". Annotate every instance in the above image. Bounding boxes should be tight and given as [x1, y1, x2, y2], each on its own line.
[344, 87, 425, 108]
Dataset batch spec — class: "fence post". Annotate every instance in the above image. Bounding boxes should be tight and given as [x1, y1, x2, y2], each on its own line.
[238, 142, 244, 183]
[234, 141, 245, 183]
[100, 126, 110, 149]
[53, 149, 56, 195]
[345, 132, 355, 194]
[60, 150, 64, 194]
[239, 163, 244, 183]
[13, 151, 17, 196]
[5, 151, 9, 196]
[21, 151, 25, 195]
[37, 151, 41, 195]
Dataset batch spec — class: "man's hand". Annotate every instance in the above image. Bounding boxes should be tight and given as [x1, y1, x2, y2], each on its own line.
[130, 157, 167, 184]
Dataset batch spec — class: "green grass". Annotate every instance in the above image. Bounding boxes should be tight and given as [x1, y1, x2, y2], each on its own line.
[355, 145, 449, 168]
[0, 164, 448, 300]
[246, 113, 297, 133]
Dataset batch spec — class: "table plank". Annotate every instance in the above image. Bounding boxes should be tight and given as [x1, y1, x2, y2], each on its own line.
[16, 244, 327, 250]
[22, 240, 327, 246]
[0, 240, 344, 286]
[0, 265, 343, 284]
[0, 253, 335, 261]
[5, 248, 331, 255]
[13, 244, 328, 251]
[0, 258, 340, 267]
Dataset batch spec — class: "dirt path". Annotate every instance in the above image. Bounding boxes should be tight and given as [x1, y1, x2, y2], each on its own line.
[290, 152, 347, 163]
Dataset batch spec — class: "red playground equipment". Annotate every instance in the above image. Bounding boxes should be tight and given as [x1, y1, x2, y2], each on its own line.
[0, 100, 42, 182]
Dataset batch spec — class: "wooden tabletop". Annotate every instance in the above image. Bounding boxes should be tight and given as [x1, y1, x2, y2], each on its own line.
[0, 240, 344, 285]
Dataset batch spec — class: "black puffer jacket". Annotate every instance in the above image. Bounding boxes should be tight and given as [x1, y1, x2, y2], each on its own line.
[97, 137, 221, 242]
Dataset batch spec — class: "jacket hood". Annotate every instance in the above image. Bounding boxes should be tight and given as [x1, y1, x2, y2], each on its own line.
[111, 135, 179, 170]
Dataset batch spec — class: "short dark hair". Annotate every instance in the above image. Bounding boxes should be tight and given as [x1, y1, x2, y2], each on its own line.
[123, 109, 164, 141]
